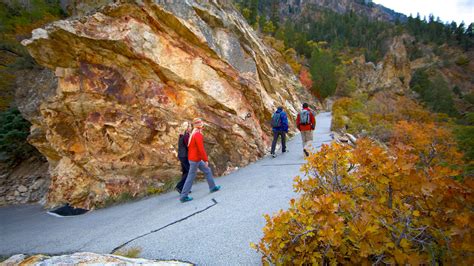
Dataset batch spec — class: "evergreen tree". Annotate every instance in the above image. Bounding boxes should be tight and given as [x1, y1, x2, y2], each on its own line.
[410, 69, 459, 116]
[249, 0, 259, 25]
[310, 48, 337, 99]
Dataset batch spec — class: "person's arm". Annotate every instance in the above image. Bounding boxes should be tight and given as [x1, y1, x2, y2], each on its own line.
[177, 135, 182, 159]
[282, 113, 289, 132]
[184, 132, 190, 146]
[195, 133, 209, 162]
[311, 112, 316, 130]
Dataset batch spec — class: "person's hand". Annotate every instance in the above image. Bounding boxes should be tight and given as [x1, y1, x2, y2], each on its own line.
[205, 161, 209, 167]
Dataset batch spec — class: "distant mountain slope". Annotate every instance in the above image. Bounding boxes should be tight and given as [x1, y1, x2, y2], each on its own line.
[284, 0, 406, 23]
[235, 0, 407, 23]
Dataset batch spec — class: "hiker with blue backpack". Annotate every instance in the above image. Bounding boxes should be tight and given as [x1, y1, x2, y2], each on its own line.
[270, 106, 289, 158]
[296, 103, 316, 157]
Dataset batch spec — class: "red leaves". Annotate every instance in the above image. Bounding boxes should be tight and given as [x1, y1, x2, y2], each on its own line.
[298, 68, 313, 91]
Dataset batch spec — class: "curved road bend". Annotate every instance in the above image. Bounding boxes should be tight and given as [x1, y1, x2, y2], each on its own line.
[0, 112, 333, 265]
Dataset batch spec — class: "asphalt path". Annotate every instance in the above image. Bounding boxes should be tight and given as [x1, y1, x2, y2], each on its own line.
[0, 112, 333, 265]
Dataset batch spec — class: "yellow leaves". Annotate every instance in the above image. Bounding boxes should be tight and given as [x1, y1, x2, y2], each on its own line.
[365, 224, 379, 233]
[354, 186, 365, 196]
[249, 242, 257, 250]
[359, 242, 371, 258]
[256, 136, 473, 264]
[399, 238, 410, 250]
[378, 195, 387, 204]
[378, 175, 390, 185]
[421, 182, 437, 196]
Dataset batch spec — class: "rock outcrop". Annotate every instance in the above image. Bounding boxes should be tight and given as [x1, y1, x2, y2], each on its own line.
[339, 35, 412, 96]
[19, 0, 311, 208]
[2, 252, 191, 265]
[0, 156, 49, 206]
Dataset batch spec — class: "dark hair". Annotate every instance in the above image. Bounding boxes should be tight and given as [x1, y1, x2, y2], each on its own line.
[277, 106, 283, 110]
[302, 103, 309, 108]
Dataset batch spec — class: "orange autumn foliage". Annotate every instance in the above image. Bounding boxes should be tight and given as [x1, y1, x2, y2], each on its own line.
[254, 120, 473, 265]
[299, 68, 313, 91]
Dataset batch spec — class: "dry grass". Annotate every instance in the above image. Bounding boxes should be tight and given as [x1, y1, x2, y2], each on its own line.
[112, 247, 142, 258]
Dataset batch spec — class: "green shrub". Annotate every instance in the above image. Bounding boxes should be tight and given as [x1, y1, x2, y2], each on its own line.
[455, 55, 469, 66]
[465, 93, 474, 105]
[0, 108, 36, 164]
[0, 0, 65, 109]
[410, 69, 459, 117]
[348, 112, 371, 134]
[454, 124, 474, 178]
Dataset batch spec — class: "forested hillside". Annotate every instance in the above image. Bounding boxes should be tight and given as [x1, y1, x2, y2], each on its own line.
[235, 0, 473, 162]
[0, 0, 65, 109]
[0, 0, 65, 162]
[242, 0, 474, 264]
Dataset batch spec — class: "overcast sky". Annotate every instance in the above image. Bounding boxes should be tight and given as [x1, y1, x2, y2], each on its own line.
[373, 0, 474, 25]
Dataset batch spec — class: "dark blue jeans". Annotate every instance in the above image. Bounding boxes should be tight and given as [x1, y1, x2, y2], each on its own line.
[176, 156, 190, 192]
[271, 130, 287, 154]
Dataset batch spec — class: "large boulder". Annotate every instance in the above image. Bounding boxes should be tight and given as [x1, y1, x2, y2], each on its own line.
[19, 0, 312, 208]
[2, 252, 191, 265]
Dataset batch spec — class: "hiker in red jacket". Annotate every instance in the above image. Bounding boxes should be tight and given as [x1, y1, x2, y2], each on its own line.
[296, 103, 316, 157]
[180, 118, 221, 203]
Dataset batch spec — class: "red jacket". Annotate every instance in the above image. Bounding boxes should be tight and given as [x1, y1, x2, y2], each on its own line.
[296, 108, 316, 131]
[187, 131, 209, 162]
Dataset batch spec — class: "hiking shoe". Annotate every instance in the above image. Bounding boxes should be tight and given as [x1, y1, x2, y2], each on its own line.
[175, 187, 182, 194]
[303, 149, 309, 157]
[210, 185, 221, 193]
[283, 150, 289, 153]
[271, 154, 276, 158]
[180, 196, 193, 203]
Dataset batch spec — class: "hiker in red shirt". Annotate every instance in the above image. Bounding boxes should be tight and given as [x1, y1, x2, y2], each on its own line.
[296, 103, 316, 157]
[180, 118, 221, 203]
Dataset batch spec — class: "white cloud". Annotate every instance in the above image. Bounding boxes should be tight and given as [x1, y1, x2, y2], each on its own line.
[373, 0, 474, 25]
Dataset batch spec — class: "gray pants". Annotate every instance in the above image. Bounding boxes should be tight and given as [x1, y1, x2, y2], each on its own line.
[181, 160, 216, 199]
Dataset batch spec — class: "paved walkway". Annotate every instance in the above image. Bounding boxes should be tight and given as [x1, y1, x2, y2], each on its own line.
[0, 112, 333, 265]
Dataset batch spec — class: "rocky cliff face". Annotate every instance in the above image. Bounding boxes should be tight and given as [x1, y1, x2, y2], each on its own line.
[337, 35, 412, 97]
[18, 0, 311, 208]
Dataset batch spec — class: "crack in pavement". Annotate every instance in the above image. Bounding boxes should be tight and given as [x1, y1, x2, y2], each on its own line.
[110, 198, 218, 253]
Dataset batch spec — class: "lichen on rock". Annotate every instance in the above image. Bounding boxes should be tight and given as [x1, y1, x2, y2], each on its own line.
[19, 0, 312, 208]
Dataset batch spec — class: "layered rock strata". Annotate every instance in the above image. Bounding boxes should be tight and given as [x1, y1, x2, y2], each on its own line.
[19, 0, 311, 208]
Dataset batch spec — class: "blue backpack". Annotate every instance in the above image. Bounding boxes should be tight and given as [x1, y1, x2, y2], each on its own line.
[271, 112, 282, 127]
